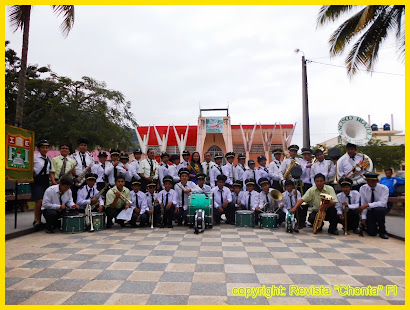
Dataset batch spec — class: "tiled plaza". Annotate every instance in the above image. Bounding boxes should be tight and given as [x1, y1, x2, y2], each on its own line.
[5, 224, 405, 305]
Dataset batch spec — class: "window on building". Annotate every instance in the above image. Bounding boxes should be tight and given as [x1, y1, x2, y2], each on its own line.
[207, 145, 226, 165]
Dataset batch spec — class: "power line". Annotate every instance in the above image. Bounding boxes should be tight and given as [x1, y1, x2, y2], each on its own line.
[307, 60, 405, 77]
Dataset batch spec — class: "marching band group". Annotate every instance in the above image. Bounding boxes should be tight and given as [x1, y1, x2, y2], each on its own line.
[32, 137, 390, 239]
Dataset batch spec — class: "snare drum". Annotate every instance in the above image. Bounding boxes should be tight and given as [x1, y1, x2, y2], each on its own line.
[62, 215, 85, 233]
[188, 193, 213, 226]
[235, 210, 255, 228]
[90, 212, 105, 231]
[260, 213, 278, 229]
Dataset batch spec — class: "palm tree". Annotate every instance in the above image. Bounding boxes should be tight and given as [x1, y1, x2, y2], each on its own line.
[317, 5, 405, 76]
[8, 5, 75, 127]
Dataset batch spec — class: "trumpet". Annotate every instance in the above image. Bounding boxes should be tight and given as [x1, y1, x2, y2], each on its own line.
[112, 188, 132, 205]
[313, 193, 334, 234]
[85, 204, 95, 232]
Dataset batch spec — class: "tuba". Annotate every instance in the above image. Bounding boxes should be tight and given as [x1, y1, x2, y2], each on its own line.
[270, 189, 283, 202]
[283, 159, 300, 180]
[313, 193, 334, 234]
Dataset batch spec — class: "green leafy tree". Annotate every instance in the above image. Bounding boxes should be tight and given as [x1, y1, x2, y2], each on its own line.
[317, 5, 405, 76]
[8, 5, 75, 127]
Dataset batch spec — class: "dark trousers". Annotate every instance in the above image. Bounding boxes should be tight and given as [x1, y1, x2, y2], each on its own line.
[105, 207, 124, 227]
[297, 183, 312, 227]
[163, 204, 175, 226]
[153, 204, 162, 226]
[42, 209, 62, 230]
[71, 185, 79, 203]
[277, 209, 286, 225]
[339, 209, 360, 231]
[213, 202, 235, 224]
[139, 213, 150, 226]
[308, 206, 338, 232]
[175, 208, 188, 224]
[367, 207, 387, 236]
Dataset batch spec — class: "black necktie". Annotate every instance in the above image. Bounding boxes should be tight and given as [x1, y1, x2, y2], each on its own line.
[135, 193, 139, 208]
[289, 193, 293, 208]
[248, 192, 251, 209]
[151, 194, 155, 205]
[40, 157, 49, 175]
[165, 193, 169, 206]
[220, 190, 224, 207]
[81, 154, 86, 168]
[347, 194, 351, 204]
[60, 157, 67, 177]
[371, 189, 375, 203]
[114, 166, 118, 179]
[253, 170, 256, 180]
[351, 156, 355, 161]
[59, 192, 63, 205]
[182, 186, 185, 206]
[149, 159, 153, 176]
[86, 187, 92, 199]
[266, 193, 269, 204]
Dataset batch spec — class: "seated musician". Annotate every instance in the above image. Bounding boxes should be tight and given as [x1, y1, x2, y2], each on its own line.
[258, 177, 283, 224]
[358, 172, 390, 239]
[231, 181, 245, 210]
[146, 181, 161, 227]
[130, 178, 149, 227]
[76, 173, 104, 213]
[289, 173, 339, 235]
[197, 173, 211, 194]
[41, 177, 79, 233]
[105, 174, 131, 228]
[174, 168, 201, 226]
[279, 180, 301, 226]
[50, 143, 76, 185]
[211, 174, 235, 225]
[158, 176, 177, 228]
[243, 178, 260, 224]
[336, 178, 361, 234]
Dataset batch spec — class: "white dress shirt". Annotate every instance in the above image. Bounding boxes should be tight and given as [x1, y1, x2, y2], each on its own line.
[174, 181, 201, 210]
[300, 159, 312, 185]
[258, 166, 270, 181]
[211, 186, 233, 208]
[242, 169, 259, 188]
[118, 162, 133, 182]
[243, 190, 260, 210]
[338, 153, 372, 185]
[268, 161, 280, 182]
[210, 164, 224, 188]
[41, 185, 75, 210]
[33, 152, 51, 176]
[198, 184, 212, 194]
[157, 189, 177, 206]
[202, 161, 215, 182]
[360, 183, 389, 220]
[131, 190, 148, 214]
[105, 161, 126, 186]
[146, 192, 159, 210]
[76, 184, 104, 209]
[178, 160, 189, 170]
[129, 159, 141, 179]
[279, 157, 302, 181]
[231, 191, 246, 208]
[259, 188, 280, 210]
[280, 189, 301, 213]
[336, 190, 361, 215]
[310, 159, 335, 184]
[168, 163, 180, 182]
[138, 158, 159, 179]
[158, 162, 170, 189]
[222, 163, 234, 185]
[91, 162, 106, 183]
[234, 164, 248, 184]
[71, 151, 94, 177]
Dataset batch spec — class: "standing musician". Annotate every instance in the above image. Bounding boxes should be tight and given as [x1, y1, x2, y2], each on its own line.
[279, 180, 301, 226]
[188, 151, 203, 184]
[197, 173, 212, 193]
[119, 152, 133, 190]
[50, 143, 76, 185]
[71, 137, 94, 201]
[105, 174, 131, 228]
[243, 178, 261, 224]
[310, 148, 335, 185]
[257, 155, 270, 185]
[269, 148, 283, 191]
[129, 148, 142, 181]
[210, 153, 224, 188]
[158, 176, 178, 228]
[41, 177, 79, 233]
[337, 143, 372, 191]
[299, 148, 313, 227]
[92, 151, 108, 191]
[336, 178, 361, 234]
[31, 139, 51, 230]
[358, 172, 389, 239]
[211, 174, 235, 225]
[76, 173, 104, 213]
[201, 151, 215, 185]
[130, 178, 149, 227]
[138, 148, 159, 192]
[178, 150, 191, 169]
[168, 154, 181, 183]
[242, 160, 261, 192]
[174, 168, 201, 226]
[234, 154, 247, 188]
[289, 173, 339, 235]
[158, 152, 170, 190]
[105, 149, 126, 187]
[231, 181, 245, 210]
[222, 152, 235, 187]
[146, 181, 161, 227]
[279, 145, 302, 183]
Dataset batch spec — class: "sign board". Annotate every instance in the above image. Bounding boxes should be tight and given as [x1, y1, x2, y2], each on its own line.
[5, 125, 35, 182]
[206, 117, 224, 133]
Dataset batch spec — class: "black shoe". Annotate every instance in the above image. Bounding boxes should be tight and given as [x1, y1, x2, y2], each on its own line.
[328, 229, 339, 235]
[168, 224, 174, 228]
[317, 227, 322, 232]
[380, 233, 389, 239]
[131, 223, 137, 228]
[33, 223, 42, 231]
[184, 222, 189, 227]
[46, 228, 54, 234]
[106, 224, 112, 229]
[160, 223, 165, 228]
[353, 228, 360, 234]
[293, 228, 299, 233]
[178, 222, 183, 227]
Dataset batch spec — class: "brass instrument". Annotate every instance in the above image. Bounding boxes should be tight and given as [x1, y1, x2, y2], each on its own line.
[311, 144, 329, 165]
[85, 204, 95, 232]
[91, 183, 110, 207]
[283, 159, 300, 180]
[270, 189, 283, 202]
[342, 153, 370, 179]
[112, 187, 132, 205]
[75, 162, 94, 187]
[313, 193, 334, 234]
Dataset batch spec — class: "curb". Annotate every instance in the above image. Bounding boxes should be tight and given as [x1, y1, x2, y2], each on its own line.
[6, 228, 39, 241]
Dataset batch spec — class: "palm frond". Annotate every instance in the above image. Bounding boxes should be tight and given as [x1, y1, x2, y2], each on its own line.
[52, 5, 75, 37]
[8, 5, 31, 32]
[317, 5, 354, 26]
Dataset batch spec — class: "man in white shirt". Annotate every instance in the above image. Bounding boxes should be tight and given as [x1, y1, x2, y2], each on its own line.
[71, 137, 94, 201]
[158, 176, 178, 228]
[168, 154, 181, 183]
[336, 178, 361, 234]
[92, 151, 109, 192]
[279, 145, 302, 182]
[174, 168, 201, 226]
[201, 151, 215, 185]
[243, 178, 261, 225]
[242, 160, 261, 192]
[222, 152, 235, 186]
[234, 154, 247, 188]
[258, 177, 280, 213]
[257, 155, 270, 184]
[119, 152, 133, 190]
[158, 152, 170, 191]
[31, 139, 51, 230]
[211, 175, 235, 225]
[268, 149, 282, 191]
[41, 177, 79, 233]
[178, 150, 190, 170]
[138, 148, 159, 192]
[358, 172, 389, 239]
[146, 181, 161, 227]
[105, 149, 126, 187]
[76, 173, 104, 213]
[310, 148, 335, 185]
[130, 178, 149, 227]
[280, 180, 301, 227]
[129, 148, 142, 180]
[210, 153, 224, 188]
[231, 181, 245, 210]
[197, 173, 211, 194]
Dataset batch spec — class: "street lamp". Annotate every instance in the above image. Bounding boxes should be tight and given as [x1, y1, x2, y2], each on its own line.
[295, 48, 310, 148]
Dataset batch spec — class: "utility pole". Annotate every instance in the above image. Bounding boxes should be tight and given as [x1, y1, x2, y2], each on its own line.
[301, 55, 310, 148]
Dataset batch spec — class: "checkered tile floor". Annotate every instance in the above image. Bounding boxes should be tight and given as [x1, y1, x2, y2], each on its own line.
[6, 223, 405, 305]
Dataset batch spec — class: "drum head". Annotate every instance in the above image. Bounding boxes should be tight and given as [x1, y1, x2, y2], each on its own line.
[290, 166, 302, 179]
[237, 210, 253, 214]
[262, 213, 274, 217]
